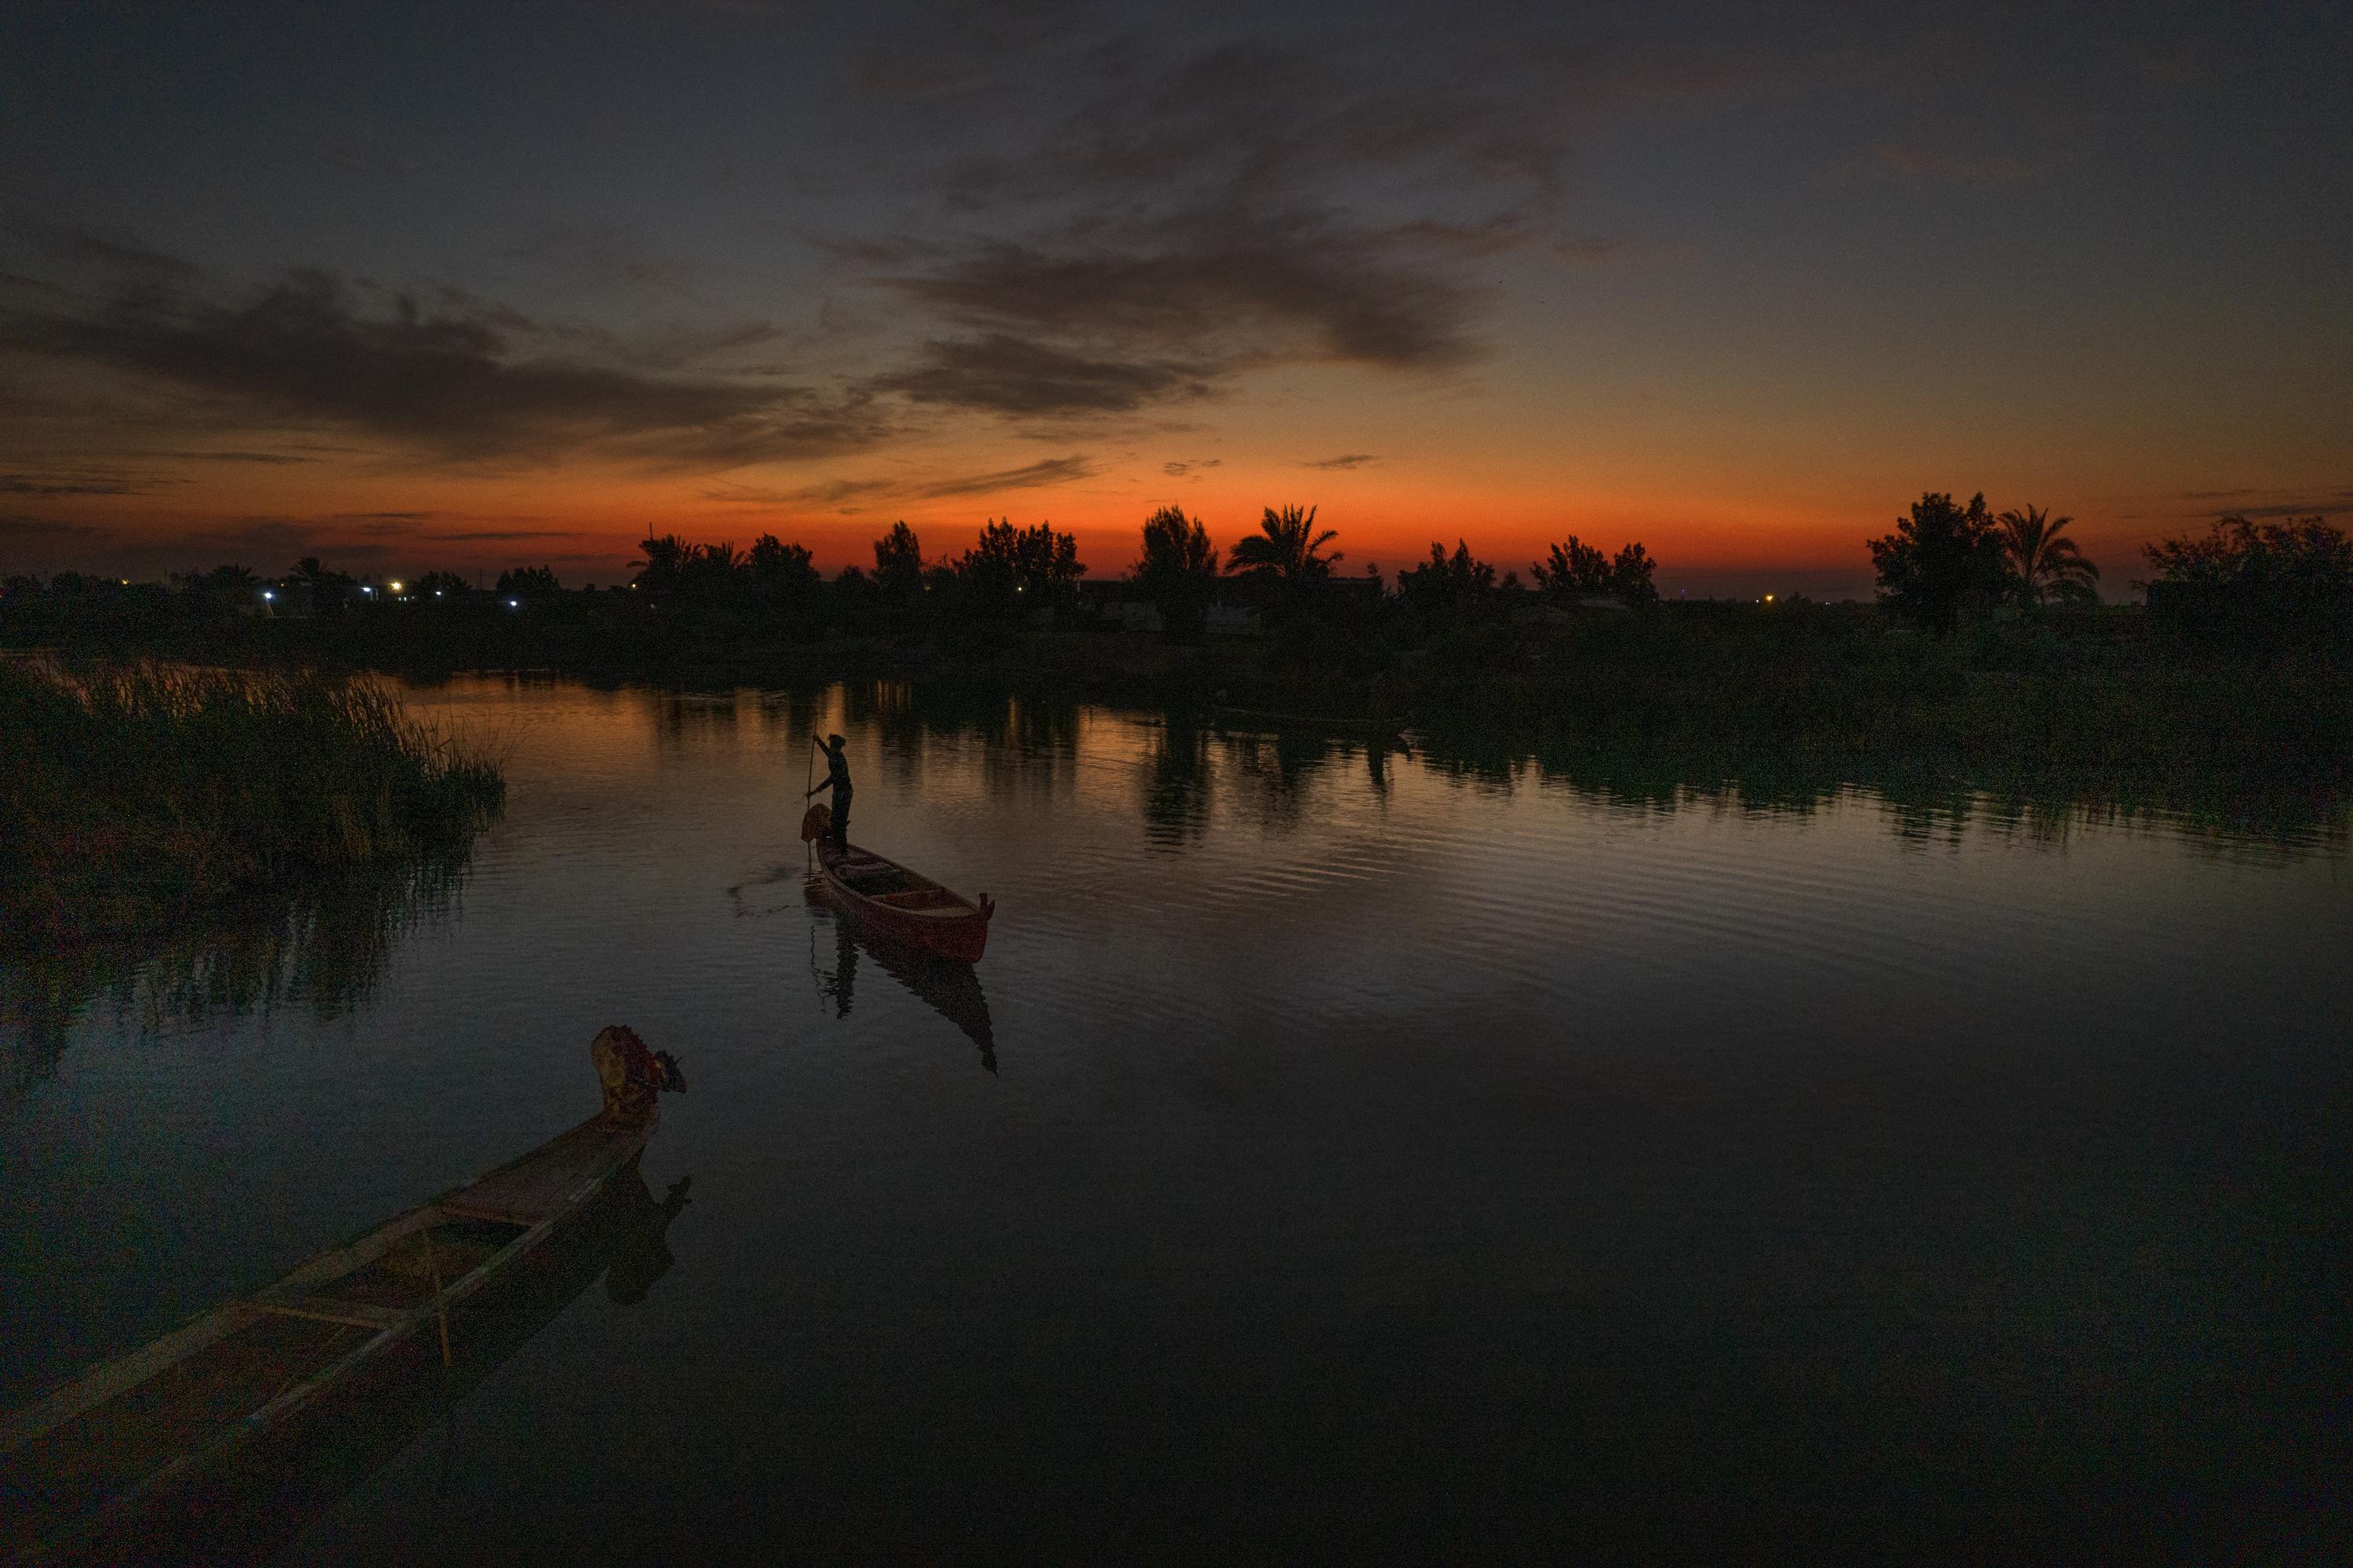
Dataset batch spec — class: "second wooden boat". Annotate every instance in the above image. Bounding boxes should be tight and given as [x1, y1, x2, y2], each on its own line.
[802, 804, 994, 963]
[0, 1039, 681, 1566]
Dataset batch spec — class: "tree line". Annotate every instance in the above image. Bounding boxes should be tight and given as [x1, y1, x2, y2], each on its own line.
[1868, 492, 2350, 653]
[7, 493, 2342, 657]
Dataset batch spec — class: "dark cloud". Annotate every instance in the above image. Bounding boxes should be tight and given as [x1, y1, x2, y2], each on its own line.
[883, 217, 1482, 375]
[2177, 486, 2353, 518]
[849, 0, 1089, 103]
[156, 449, 317, 464]
[427, 529, 579, 541]
[840, 25, 1588, 420]
[12, 220, 201, 280]
[912, 454, 1096, 499]
[1163, 458, 1220, 477]
[1, 264, 892, 469]
[1554, 238, 1624, 265]
[876, 334, 1212, 417]
[1301, 453, 1377, 470]
[702, 476, 901, 508]
[2213, 499, 2351, 519]
[933, 35, 1579, 207]
[1830, 143, 2038, 187]
[0, 512, 99, 539]
[0, 467, 165, 496]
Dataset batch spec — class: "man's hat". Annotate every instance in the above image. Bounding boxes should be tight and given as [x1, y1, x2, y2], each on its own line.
[827, 733, 846, 748]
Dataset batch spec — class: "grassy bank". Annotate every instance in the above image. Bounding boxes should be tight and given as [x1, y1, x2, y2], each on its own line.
[0, 660, 503, 943]
[7, 591, 2349, 779]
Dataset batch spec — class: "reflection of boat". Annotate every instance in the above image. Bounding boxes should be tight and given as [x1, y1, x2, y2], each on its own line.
[801, 805, 993, 962]
[808, 879, 998, 1073]
[1, 1079, 678, 1566]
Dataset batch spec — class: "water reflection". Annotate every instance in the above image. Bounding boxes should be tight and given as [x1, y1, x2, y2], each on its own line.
[1143, 713, 1212, 849]
[686, 677, 2351, 859]
[0, 853, 474, 1097]
[806, 878, 998, 1073]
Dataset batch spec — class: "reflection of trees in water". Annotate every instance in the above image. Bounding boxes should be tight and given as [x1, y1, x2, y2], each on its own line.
[1124, 703, 2346, 857]
[653, 688, 744, 756]
[1217, 729, 1344, 832]
[1, 852, 473, 1096]
[1427, 732, 2351, 857]
[752, 689, 825, 753]
[840, 680, 1084, 806]
[1144, 716, 1212, 848]
[633, 676, 2344, 861]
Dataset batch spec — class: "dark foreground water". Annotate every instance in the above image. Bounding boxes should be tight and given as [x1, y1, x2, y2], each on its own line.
[4, 676, 2348, 1559]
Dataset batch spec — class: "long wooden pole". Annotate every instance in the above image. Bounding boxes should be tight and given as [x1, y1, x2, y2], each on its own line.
[421, 1226, 453, 1370]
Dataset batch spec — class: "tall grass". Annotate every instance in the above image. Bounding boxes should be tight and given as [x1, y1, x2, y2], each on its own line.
[0, 659, 504, 942]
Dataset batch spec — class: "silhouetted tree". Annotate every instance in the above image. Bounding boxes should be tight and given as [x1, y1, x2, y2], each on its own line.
[168, 564, 253, 604]
[680, 541, 740, 594]
[2144, 514, 2352, 657]
[748, 533, 820, 609]
[951, 520, 1084, 618]
[290, 555, 355, 609]
[873, 522, 924, 609]
[1996, 506, 2097, 609]
[1532, 537, 1657, 607]
[1399, 540, 1497, 617]
[1868, 492, 2006, 633]
[633, 535, 693, 591]
[495, 566, 562, 598]
[1013, 520, 1086, 606]
[1610, 543, 1658, 606]
[1532, 537, 1612, 597]
[413, 570, 470, 597]
[1226, 504, 1340, 599]
[1136, 505, 1220, 642]
[955, 519, 1024, 616]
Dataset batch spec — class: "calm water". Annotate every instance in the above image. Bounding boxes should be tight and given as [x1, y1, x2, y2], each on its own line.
[5, 676, 2348, 1557]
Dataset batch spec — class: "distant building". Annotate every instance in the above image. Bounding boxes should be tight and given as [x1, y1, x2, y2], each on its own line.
[1204, 604, 1262, 638]
[1107, 600, 1164, 634]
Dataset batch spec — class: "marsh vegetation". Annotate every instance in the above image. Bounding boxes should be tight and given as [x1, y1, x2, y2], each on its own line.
[0, 660, 503, 944]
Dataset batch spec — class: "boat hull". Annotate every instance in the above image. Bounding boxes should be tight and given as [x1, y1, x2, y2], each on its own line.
[1, 1109, 660, 1566]
[815, 843, 992, 962]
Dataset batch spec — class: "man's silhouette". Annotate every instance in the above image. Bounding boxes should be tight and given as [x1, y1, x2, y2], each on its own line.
[807, 733, 853, 849]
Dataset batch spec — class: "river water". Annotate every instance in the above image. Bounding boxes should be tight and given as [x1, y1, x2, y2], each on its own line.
[3, 675, 2348, 1557]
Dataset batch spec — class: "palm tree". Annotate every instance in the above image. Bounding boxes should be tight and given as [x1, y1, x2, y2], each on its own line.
[1996, 505, 2100, 608]
[633, 534, 692, 591]
[1224, 504, 1340, 585]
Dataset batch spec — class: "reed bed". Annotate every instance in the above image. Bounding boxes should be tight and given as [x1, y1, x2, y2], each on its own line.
[0, 658, 503, 942]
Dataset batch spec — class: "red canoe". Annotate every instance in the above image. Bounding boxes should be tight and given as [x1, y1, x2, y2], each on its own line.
[802, 806, 994, 963]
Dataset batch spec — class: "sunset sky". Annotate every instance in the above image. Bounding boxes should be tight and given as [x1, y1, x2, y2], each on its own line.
[2, 1, 2346, 598]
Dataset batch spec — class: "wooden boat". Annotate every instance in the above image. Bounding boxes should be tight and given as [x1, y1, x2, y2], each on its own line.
[802, 804, 993, 963]
[806, 876, 997, 1072]
[0, 1084, 669, 1566]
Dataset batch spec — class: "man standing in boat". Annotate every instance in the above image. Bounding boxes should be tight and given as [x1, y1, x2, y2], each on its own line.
[808, 732, 853, 849]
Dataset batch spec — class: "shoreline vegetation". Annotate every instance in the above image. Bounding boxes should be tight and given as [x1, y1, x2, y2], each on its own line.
[0, 659, 504, 948]
[3, 498, 2347, 848]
